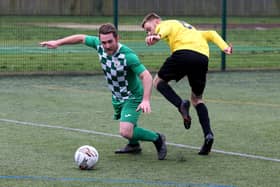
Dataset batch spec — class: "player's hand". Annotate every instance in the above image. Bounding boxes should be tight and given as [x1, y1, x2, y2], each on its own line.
[39, 40, 59, 49]
[136, 100, 151, 113]
[224, 43, 233, 54]
[145, 35, 160, 46]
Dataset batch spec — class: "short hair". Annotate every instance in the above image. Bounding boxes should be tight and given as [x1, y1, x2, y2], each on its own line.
[141, 12, 161, 28]
[98, 23, 118, 38]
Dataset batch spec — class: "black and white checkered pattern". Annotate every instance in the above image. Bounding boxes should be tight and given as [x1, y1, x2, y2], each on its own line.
[97, 45, 131, 101]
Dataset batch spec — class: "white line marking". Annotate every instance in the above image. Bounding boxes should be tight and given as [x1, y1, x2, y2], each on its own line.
[1, 118, 280, 163]
[167, 142, 280, 162]
[0, 118, 121, 138]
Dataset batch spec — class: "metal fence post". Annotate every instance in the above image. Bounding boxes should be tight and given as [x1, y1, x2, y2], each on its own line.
[113, 0, 118, 30]
[221, 0, 227, 71]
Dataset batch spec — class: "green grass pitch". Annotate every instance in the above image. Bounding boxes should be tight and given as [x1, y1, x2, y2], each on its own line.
[0, 71, 280, 187]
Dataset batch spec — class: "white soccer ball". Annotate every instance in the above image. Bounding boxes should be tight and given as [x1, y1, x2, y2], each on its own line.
[74, 145, 99, 170]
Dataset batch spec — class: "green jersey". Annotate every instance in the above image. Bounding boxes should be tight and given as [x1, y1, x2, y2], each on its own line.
[85, 35, 146, 102]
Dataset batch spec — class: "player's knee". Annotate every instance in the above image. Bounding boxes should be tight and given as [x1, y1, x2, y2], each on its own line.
[153, 80, 157, 89]
[119, 129, 132, 139]
[153, 77, 159, 89]
[153, 75, 164, 89]
[155, 79, 168, 91]
[191, 93, 204, 106]
[119, 123, 133, 139]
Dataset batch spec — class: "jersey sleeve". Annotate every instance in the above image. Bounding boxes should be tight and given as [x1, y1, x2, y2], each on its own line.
[84, 35, 100, 50]
[126, 53, 146, 75]
[200, 31, 229, 51]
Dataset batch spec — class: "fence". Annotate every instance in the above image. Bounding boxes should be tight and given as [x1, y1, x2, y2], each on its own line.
[1, 0, 279, 16]
[0, 0, 279, 75]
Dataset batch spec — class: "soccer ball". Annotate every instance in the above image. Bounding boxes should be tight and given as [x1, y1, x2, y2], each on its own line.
[74, 145, 99, 170]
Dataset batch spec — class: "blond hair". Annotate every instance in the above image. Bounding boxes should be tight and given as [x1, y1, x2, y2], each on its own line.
[141, 12, 161, 28]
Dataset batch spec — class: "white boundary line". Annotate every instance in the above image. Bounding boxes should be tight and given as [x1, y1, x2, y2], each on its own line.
[1, 118, 280, 163]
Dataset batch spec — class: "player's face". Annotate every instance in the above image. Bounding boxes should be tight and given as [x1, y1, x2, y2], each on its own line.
[143, 20, 157, 36]
[99, 33, 119, 55]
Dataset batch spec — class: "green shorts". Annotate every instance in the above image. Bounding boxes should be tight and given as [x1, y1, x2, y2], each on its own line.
[112, 97, 141, 126]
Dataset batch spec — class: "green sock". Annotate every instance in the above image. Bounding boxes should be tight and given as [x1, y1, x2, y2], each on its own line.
[128, 139, 139, 145]
[132, 126, 159, 142]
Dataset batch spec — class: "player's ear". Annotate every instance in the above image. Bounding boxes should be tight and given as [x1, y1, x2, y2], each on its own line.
[155, 19, 161, 24]
[116, 35, 120, 42]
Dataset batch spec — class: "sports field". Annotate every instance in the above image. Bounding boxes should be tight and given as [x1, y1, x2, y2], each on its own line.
[1, 71, 280, 187]
[0, 15, 280, 187]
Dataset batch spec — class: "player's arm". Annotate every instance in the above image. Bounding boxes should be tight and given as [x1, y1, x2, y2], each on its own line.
[200, 31, 233, 54]
[146, 23, 170, 46]
[137, 69, 153, 113]
[40, 34, 86, 49]
[223, 43, 233, 54]
[145, 34, 161, 46]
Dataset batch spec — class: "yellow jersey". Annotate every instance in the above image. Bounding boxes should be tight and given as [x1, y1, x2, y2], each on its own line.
[155, 20, 229, 57]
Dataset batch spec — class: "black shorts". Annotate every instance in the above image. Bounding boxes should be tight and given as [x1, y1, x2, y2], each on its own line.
[158, 50, 209, 96]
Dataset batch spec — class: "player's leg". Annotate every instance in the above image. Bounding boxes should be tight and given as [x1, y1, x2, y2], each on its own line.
[154, 74, 181, 108]
[191, 93, 214, 155]
[154, 76, 191, 129]
[154, 51, 191, 129]
[115, 121, 142, 154]
[188, 52, 214, 155]
[112, 100, 141, 153]
[115, 99, 167, 160]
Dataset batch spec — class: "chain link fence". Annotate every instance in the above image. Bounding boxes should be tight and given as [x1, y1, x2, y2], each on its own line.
[0, 0, 279, 74]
